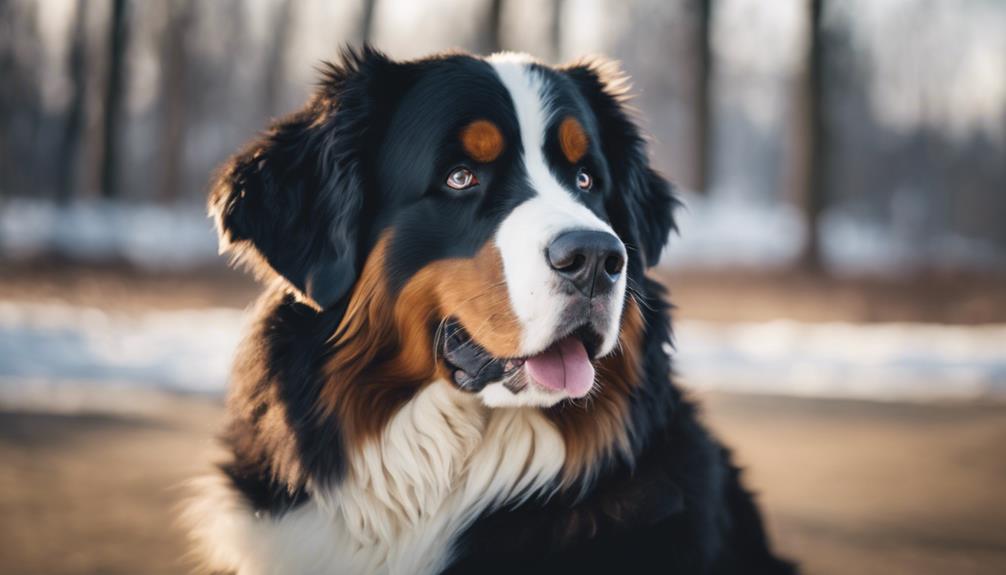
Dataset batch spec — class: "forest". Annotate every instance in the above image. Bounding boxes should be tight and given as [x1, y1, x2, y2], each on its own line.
[1, 0, 1004, 274]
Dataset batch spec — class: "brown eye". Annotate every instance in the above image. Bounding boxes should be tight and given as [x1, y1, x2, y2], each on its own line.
[447, 167, 479, 190]
[576, 168, 593, 191]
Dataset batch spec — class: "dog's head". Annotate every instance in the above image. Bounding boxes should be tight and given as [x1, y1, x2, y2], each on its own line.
[212, 48, 675, 414]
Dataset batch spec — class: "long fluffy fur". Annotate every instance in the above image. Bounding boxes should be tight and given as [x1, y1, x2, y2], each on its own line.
[186, 47, 796, 575]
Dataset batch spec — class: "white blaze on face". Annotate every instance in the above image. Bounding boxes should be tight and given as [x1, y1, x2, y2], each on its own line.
[488, 53, 627, 361]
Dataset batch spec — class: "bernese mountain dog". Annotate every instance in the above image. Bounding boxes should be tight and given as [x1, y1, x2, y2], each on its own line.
[184, 47, 796, 575]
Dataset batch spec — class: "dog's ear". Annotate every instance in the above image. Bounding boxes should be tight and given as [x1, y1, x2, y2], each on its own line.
[563, 58, 679, 268]
[210, 47, 393, 309]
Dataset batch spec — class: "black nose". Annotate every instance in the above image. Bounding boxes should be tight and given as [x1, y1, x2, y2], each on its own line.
[546, 230, 626, 297]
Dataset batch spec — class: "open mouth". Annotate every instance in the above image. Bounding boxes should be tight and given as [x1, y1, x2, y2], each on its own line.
[441, 319, 603, 398]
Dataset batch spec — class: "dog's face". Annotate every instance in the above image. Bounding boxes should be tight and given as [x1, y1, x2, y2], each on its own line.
[212, 50, 675, 411]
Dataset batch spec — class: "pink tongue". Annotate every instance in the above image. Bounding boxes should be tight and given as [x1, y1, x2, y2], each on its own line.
[524, 337, 595, 398]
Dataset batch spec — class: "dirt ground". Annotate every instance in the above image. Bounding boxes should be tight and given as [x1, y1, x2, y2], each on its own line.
[2, 264, 1005, 573]
[1, 391, 1004, 575]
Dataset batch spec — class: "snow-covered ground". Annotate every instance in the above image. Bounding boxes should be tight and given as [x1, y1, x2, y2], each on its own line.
[2, 300, 1004, 411]
[0, 301, 243, 412]
[0, 200, 219, 270]
[674, 320, 1006, 401]
[661, 192, 1006, 274]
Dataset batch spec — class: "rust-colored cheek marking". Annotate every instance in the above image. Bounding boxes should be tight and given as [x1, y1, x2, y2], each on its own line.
[320, 238, 423, 450]
[551, 297, 645, 486]
[558, 116, 589, 164]
[460, 119, 505, 163]
[320, 236, 523, 449]
[429, 242, 522, 359]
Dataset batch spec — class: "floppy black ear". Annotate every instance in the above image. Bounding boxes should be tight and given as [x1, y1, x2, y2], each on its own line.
[210, 48, 392, 309]
[563, 58, 679, 268]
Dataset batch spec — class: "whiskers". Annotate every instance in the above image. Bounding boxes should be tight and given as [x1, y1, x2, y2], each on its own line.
[625, 277, 655, 313]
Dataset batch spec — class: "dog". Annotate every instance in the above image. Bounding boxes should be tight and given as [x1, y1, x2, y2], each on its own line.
[184, 47, 796, 575]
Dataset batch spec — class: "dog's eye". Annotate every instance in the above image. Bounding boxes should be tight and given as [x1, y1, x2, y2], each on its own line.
[446, 167, 479, 191]
[576, 168, 593, 191]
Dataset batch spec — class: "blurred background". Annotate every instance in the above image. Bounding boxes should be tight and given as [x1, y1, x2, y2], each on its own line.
[1, 0, 1004, 574]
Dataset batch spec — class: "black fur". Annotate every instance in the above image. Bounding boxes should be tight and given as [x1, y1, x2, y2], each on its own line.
[217, 291, 350, 503]
[208, 47, 796, 574]
[210, 48, 394, 308]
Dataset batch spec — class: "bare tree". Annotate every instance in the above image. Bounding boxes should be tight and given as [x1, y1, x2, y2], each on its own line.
[0, 0, 43, 199]
[482, 0, 504, 54]
[263, 0, 295, 119]
[549, 0, 564, 63]
[57, 0, 89, 203]
[789, 0, 826, 270]
[100, 0, 128, 199]
[692, 0, 712, 194]
[157, 0, 193, 203]
[359, 0, 379, 46]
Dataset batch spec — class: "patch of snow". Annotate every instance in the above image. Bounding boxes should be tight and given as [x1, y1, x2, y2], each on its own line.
[0, 198, 220, 269]
[0, 301, 244, 395]
[675, 320, 1006, 401]
[820, 207, 1006, 274]
[1, 301, 1003, 409]
[661, 192, 1006, 274]
[661, 192, 805, 269]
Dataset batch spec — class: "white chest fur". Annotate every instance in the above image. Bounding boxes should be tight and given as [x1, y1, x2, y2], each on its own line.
[185, 381, 566, 575]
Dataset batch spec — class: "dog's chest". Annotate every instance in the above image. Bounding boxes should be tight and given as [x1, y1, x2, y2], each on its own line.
[295, 381, 566, 574]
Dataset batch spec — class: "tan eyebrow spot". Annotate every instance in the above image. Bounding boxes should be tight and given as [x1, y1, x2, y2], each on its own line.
[558, 116, 589, 164]
[460, 119, 505, 163]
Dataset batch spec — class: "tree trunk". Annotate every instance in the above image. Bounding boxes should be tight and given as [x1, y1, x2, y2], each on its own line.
[483, 0, 504, 54]
[359, 0, 378, 46]
[549, 0, 564, 63]
[791, 0, 826, 271]
[57, 0, 88, 204]
[157, 0, 193, 203]
[100, 0, 128, 199]
[0, 0, 42, 199]
[693, 0, 712, 194]
[262, 0, 294, 120]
